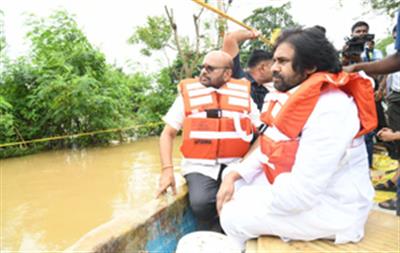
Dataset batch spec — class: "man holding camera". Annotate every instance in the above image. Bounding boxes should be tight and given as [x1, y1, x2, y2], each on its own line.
[344, 11, 400, 216]
[342, 21, 372, 65]
[342, 21, 386, 170]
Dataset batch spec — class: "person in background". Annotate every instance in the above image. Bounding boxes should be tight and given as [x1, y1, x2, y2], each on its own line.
[223, 29, 273, 111]
[386, 25, 398, 56]
[373, 25, 400, 212]
[376, 26, 397, 103]
[216, 27, 377, 250]
[343, 12, 400, 75]
[157, 50, 261, 231]
[341, 21, 370, 65]
[377, 127, 400, 213]
[344, 11, 400, 216]
[343, 21, 385, 169]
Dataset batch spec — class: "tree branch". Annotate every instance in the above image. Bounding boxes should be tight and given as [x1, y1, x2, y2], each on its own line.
[165, 5, 190, 78]
[193, 8, 203, 59]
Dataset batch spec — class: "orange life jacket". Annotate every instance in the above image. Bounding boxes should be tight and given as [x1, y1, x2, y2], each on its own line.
[260, 71, 377, 184]
[179, 78, 255, 163]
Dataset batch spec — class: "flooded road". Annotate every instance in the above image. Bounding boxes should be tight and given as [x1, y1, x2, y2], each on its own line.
[1, 136, 182, 251]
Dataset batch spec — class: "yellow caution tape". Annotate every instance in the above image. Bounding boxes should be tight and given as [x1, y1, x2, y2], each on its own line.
[0, 122, 164, 148]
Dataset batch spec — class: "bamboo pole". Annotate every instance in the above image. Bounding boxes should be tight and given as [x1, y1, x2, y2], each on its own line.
[191, 0, 272, 45]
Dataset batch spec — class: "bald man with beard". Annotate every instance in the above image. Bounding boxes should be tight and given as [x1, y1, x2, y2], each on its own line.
[157, 50, 261, 231]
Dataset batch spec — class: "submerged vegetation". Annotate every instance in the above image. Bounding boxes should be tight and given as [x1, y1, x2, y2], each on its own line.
[0, 11, 176, 158]
[3, 0, 394, 158]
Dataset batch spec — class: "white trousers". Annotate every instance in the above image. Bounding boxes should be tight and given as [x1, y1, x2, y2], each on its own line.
[219, 170, 341, 250]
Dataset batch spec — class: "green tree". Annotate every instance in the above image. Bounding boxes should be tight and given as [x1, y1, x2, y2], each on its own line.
[376, 36, 394, 55]
[134, 66, 177, 136]
[128, 16, 172, 57]
[21, 11, 128, 142]
[0, 10, 151, 157]
[361, 0, 400, 16]
[240, 3, 298, 65]
[0, 10, 5, 54]
[0, 96, 16, 142]
[128, 2, 233, 79]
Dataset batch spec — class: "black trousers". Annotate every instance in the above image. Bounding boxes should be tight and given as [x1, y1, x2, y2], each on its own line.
[184, 164, 226, 232]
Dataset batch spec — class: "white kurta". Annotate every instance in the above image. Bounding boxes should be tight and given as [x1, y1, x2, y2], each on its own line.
[220, 88, 374, 249]
[163, 89, 261, 180]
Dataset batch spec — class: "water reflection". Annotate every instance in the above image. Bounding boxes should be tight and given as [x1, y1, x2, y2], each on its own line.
[1, 136, 182, 251]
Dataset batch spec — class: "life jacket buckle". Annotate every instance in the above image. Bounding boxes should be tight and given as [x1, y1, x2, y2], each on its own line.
[205, 109, 222, 118]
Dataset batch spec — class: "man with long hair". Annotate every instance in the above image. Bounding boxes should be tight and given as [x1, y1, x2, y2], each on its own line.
[217, 27, 377, 250]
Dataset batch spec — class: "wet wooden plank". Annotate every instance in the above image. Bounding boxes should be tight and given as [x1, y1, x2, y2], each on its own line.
[252, 210, 399, 252]
[246, 239, 258, 253]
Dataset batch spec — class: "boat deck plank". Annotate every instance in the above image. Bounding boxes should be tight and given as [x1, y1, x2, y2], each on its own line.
[246, 210, 399, 252]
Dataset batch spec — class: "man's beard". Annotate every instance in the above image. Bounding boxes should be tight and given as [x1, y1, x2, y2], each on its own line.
[272, 72, 294, 92]
[199, 74, 224, 88]
[272, 72, 303, 92]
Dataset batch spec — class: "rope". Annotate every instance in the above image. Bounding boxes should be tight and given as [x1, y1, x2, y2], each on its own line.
[0, 122, 164, 148]
[191, 0, 272, 46]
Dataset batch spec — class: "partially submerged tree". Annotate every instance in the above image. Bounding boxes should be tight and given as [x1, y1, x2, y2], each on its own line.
[0, 10, 150, 155]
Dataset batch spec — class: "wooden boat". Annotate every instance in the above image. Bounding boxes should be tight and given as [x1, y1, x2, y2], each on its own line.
[66, 175, 196, 252]
[66, 173, 399, 253]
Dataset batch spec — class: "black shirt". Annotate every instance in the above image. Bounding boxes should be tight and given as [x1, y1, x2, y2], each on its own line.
[232, 54, 268, 111]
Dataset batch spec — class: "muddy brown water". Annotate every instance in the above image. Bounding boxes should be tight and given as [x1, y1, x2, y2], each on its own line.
[1, 136, 182, 251]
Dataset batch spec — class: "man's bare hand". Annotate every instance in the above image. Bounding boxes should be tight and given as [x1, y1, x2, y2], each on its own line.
[216, 171, 241, 215]
[377, 127, 400, 142]
[375, 89, 383, 101]
[156, 167, 176, 198]
[343, 64, 356, 73]
[249, 29, 261, 40]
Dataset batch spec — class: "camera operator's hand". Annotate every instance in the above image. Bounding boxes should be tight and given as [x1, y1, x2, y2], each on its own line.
[341, 44, 362, 66]
[342, 54, 362, 66]
[341, 45, 351, 66]
[348, 54, 362, 64]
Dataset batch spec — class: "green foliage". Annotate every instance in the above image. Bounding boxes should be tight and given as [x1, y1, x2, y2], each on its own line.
[376, 36, 394, 55]
[240, 3, 298, 65]
[0, 10, 154, 158]
[128, 16, 172, 56]
[0, 4, 301, 158]
[0, 10, 5, 54]
[134, 67, 177, 136]
[362, 0, 400, 16]
[0, 95, 15, 141]
[25, 11, 106, 79]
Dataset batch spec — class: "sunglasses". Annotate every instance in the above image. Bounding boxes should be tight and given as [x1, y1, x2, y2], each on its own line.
[198, 64, 229, 73]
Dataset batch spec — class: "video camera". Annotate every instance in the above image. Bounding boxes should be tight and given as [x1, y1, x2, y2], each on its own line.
[343, 34, 375, 57]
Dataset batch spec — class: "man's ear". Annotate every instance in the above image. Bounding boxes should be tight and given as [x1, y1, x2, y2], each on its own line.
[224, 69, 232, 81]
[258, 63, 265, 72]
[305, 66, 317, 75]
[260, 61, 272, 72]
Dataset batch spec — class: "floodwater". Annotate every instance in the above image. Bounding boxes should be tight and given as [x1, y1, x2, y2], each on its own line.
[1, 136, 182, 251]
